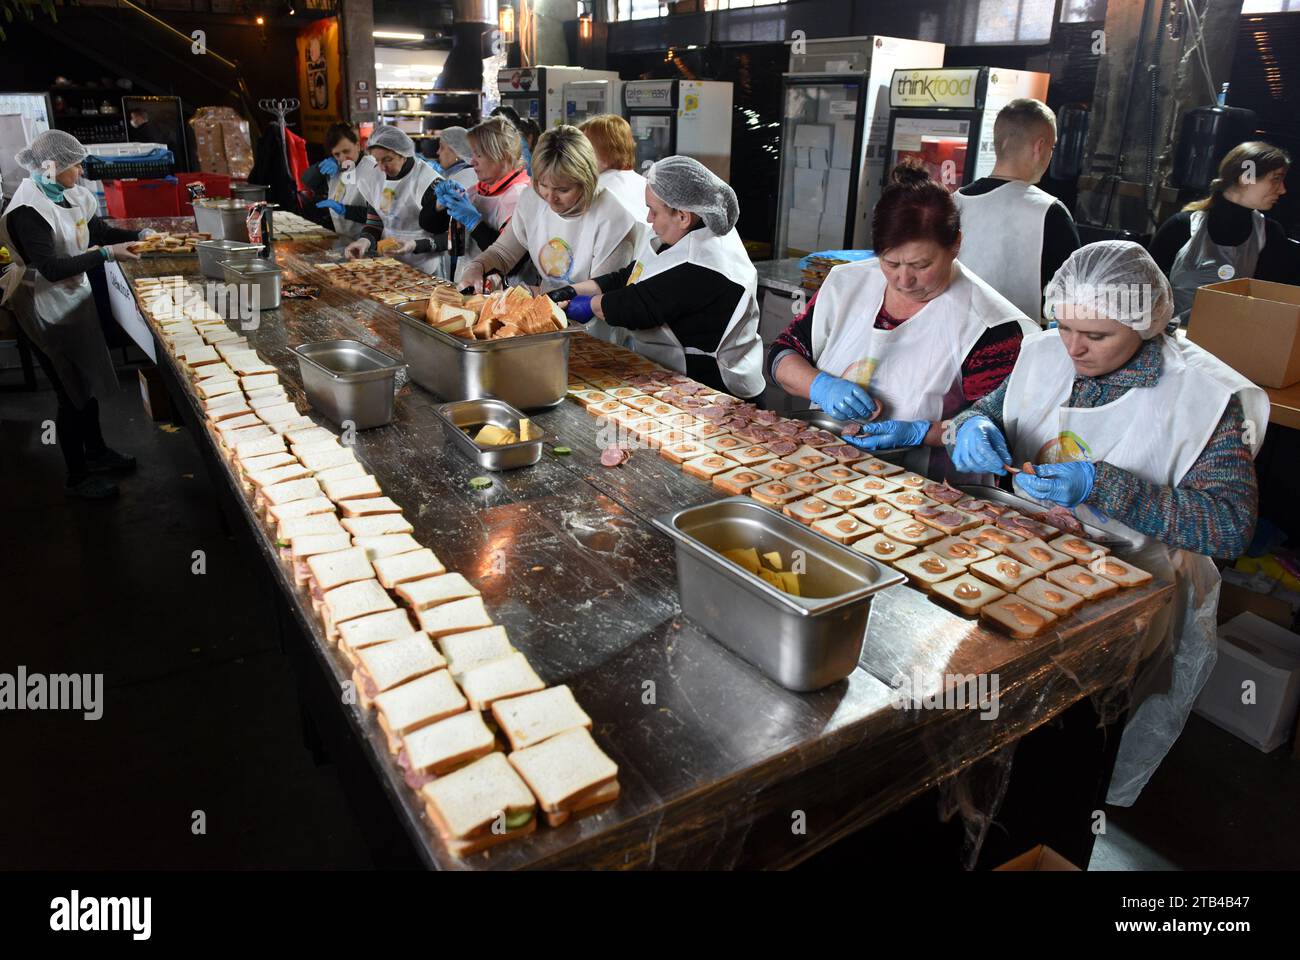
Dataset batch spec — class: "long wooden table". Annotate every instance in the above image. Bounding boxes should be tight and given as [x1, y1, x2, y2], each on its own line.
[114, 220, 1174, 869]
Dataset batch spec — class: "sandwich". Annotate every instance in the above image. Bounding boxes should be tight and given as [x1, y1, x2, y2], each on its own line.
[491, 685, 591, 752]
[275, 512, 345, 542]
[285, 532, 352, 581]
[372, 548, 446, 588]
[395, 573, 480, 611]
[296, 445, 357, 473]
[336, 608, 419, 665]
[314, 462, 368, 484]
[258, 477, 324, 511]
[420, 752, 537, 857]
[306, 546, 375, 603]
[372, 669, 467, 753]
[458, 652, 544, 710]
[321, 474, 382, 502]
[353, 533, 423, 562]
[339, 496, 402, 518]
[321, 578, 397, 640]
[507, 727, 619, 827]
[438, 626, 513, 681]
[414, 596, 492, 638]
[401, 710, 496, 784]
[341, 513, 414, 537]
[353, 633, 447, 707]
[266, 496, 335, 525]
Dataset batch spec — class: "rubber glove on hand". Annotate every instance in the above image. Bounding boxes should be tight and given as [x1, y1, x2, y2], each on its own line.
[844, 419, 930, 451]
[459, 260, 486, 294]
[316, 199, 346, 215]
[344, 237, 371, 260]
[105, 241, 140, 262]
[808, 372, 875, 421]
[565, 296, 595, 324]
[137, 227, 159, 239]
[1014, 461, 1096, 508]
[437, 183, 481, 231]
[952, 416, 1012, 475]
[418, 156, 445, 176]
[318, 157, 339, 177]
[521, 138, 533, 176]
[385, 238, 416, 256]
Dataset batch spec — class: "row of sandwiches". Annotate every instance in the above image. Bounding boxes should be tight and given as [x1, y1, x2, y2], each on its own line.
[136, 275, 621, 859]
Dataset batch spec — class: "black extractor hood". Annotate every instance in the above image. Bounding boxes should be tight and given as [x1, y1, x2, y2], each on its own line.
[428, 0, 497, 127]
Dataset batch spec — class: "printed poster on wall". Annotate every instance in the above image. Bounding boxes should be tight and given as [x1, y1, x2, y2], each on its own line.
[297, 17, 343, 143]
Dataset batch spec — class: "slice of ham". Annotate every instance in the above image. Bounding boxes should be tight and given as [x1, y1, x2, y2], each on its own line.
[766, 439, 798, 457]
[923, 482, 966, 504]
[771, 421, 802, 437]
[754, 410, 780, 424]
[821, 444, 861, 462]
[840, 422, 862, 437]
[600, 446, 630, 467]
[698, 406, 729, 421]
[1026, 506, 1087, 535]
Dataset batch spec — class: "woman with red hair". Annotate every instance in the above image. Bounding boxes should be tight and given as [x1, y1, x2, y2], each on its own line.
[769, 162, 1038, 476]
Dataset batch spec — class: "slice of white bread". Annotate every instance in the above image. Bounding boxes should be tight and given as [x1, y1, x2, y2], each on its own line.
[459, 652, 544, 710]
[542, 779, 621, 827]
[336, 608, 419, 656]
[339, 496, 402, 518]
[373, 548, 446, 588]
[507, 727, 618, 818]
[438, 626, 513, 681]
[242, 451, 297, 474]
[321, 474, 382, 503]
[314, 462, 367, 484]
[288, 532, 352, 560]
[354, 633, 446, 700]
[286, 426, 338, 449]
[267, 496, 334, 523]
[373, 669, 467, 752]
[322, 579, 397, 639]
[396, 573, 480, 611]
[277, 513, 345, 540]
[307, 547, 375, 592]
[416, 596, 493, 637]
[262, 477, 324, 507]
[341, 513, 414, 537]
[354, 533, 423, 562]
[403, 709, 496, 775]
[421, 752, 536, 855]
[491, 685, 592, 751]
[247, 462, 313, 489]
[297, 445, 357, 473]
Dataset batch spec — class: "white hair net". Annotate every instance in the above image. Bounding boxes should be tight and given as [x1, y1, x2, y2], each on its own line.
[16, 129, 88, 175]
[367, 125, 415, 158]
[1043, 240, 1174, 339]
[437, 126, 473, 162]
[646, 155, 739, 235]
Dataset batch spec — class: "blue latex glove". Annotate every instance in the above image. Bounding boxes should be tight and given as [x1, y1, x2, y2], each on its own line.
[1014, 461, 1096, 508]
[565, 296, 594, 323]
[418, 155, 445, 176]
[844, 419, 930, 451]
[436, 180, 482, 231]
[316, 199, 345, 215]
[521, 138, 533, 175]
[952, 416, 1013, 475]
[318, 157, 339, 177]
[809, 372, 875, 421]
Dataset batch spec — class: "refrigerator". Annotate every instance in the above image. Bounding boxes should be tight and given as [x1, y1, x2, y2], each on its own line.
[772, 36, 944, 258]
[884, 67, 1051, 193]
[0, 91, 53, 200]
[564, 79, 623, 126]
[497, 66, 619, 130]
[622, 79, 733, 181]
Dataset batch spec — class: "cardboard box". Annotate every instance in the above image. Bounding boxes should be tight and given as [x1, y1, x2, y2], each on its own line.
[787, 209, 821, 252]
[826, 169, 852, 204]
[1186, 278, 1300, 388]
[831, 119, 856, 169]
[994, 844, 1080, 871]
[794, 146, 811, 168]
[807, 148, 830, 171]
[793, 123, 832, 150]
[1194, 611, 1300, 753]
[138, 365, 172, 422]
[1218, 574, 1298, 629]
[792, 168, 827, 211]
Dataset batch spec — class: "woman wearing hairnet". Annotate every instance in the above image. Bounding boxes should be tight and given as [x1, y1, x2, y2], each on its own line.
[419, 126, 479, 280]
[345, 125, 443, 274]
[458, 126, 636, 335]
[555, 155, 765, 399]
[943, 240, 1267, 805]
[0, 130, 146, 499]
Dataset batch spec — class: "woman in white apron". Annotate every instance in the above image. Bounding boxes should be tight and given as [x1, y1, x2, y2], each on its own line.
[0, 130, 145, 499]
[944, 241, 1267, 806]
[1149, 141, 1294, 323]
[769, 162, 1037, 475]
[344, 125, 443, 275]
[302, 123, 371, 239]
[419, 125, 480, 281]
[434, 116, 532, 287]
[579, 114, 651, 223]
[554, 155, 765, 400]
[458, 126, 637, 343]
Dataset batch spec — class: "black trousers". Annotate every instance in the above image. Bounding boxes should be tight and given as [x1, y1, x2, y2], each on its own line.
[22, 331, 108, 482]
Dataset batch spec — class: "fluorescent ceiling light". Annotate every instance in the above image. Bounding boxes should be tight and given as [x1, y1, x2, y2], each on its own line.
[373, 30, 425, 41]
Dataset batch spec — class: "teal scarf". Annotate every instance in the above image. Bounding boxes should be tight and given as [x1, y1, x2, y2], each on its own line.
[33, 172, 68, 202]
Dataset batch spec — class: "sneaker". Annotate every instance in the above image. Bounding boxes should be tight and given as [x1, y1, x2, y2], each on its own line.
[85, 448, 137, 474]
[66, 476, 120, 500]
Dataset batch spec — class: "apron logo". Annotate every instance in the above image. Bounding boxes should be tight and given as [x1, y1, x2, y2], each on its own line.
[381, 187, 395, 214]
[628, 261, 644, 284]
[841, 357, 877, 388]
[539, 237, 575, 280]
[1216, 263, 1235, 280]
[1037, 430, 1090, 464]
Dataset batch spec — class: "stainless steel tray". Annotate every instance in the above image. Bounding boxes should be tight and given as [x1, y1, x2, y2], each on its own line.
[957, 484, 1130, 552]
[434, 398, 546, 471]
[391, 300, 579, 410]
[292, 339, 406, 430]
[220, 258, 282, 310]
[197, 239, 262, 279]
[194, 198, 258, 241]
[653, 497, 905, 692]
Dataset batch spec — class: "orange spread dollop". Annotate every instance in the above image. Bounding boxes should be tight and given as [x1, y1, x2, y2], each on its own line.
[954, 582, 981, 600]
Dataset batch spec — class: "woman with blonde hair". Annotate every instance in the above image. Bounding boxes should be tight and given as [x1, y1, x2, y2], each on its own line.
[435, 115, 532, 284]
[1150, 140, 1297, 321]
[459, 125, 636, 339]
[579, 114, 649, 221]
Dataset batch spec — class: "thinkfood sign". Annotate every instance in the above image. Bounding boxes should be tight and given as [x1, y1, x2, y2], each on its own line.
[891, 69, 981, 109]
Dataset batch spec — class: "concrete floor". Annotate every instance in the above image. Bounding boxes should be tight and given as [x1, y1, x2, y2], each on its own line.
[1, 364, 1296, 870]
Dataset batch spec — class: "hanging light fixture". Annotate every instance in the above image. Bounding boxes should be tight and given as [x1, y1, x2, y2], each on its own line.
[499, 3, 516, 45]
[578, 1, 592, 41]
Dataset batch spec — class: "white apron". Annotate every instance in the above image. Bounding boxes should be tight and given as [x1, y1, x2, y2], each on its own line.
[1002, 329, 1269, 805]
[356, 158, 440, 274]
[598, 168, 650, 223]
[621, 225, 765, 398]
[812, 258, 1037, 472]
[511, 187, 635, 344]
[430, 162, 479, 281]
[953, 180, 1057, 323]
[0, 178, 116, 406]
[1170, 208, 1266, 323]
[325, 155, 373, 239]
[454, 169, 531, 285]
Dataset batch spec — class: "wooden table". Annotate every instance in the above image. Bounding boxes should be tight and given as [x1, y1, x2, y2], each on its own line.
[114, 221, 1174, 870]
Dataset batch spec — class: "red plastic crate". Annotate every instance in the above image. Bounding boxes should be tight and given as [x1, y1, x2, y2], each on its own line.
[176, 172, 232, 214]
[104, 179, 181, 219]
